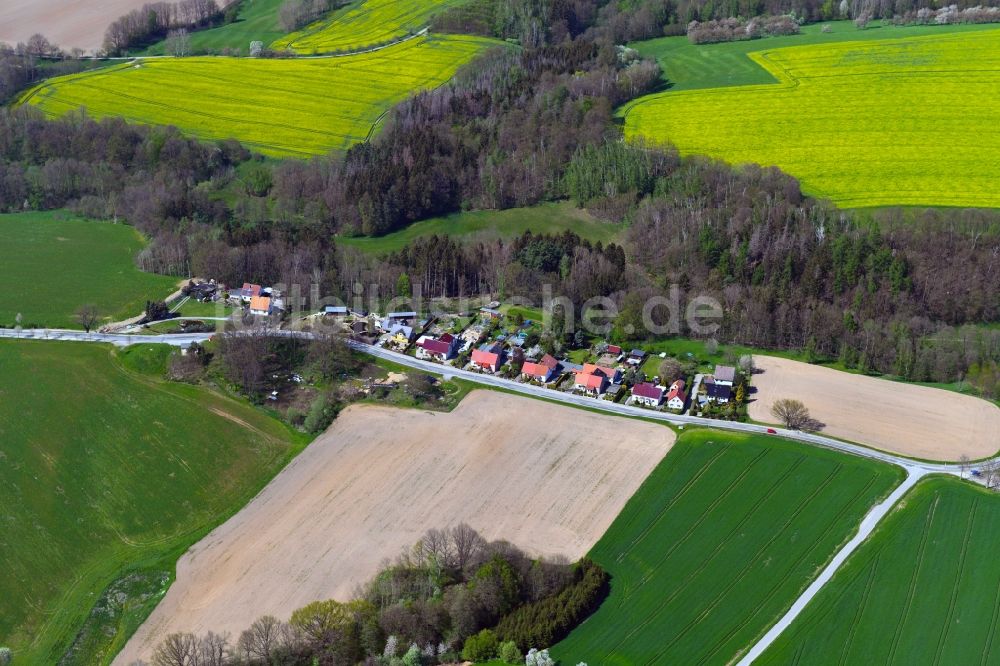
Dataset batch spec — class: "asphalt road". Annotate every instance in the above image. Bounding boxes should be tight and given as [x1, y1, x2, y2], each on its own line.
[3, 326, 975, 663]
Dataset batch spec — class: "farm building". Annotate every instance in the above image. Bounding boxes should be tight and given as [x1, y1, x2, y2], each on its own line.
[382, 311, 417, 329]
[471, 343, 504, 372]
[666, 380, 687, 411]
[632, 382, 664, 407]
[324, 306, 348, 317]
[416, 333, 459, 362]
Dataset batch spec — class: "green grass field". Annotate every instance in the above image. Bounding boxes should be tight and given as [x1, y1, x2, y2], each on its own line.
[142, 0, 285, 55]
[0, 212, 178, 329]
[20, 35, 494, 157]
[273, 0, 465, 53]
[0, 341, 307, 664]
[757, 476, 1000, 665]
[338, 202, 622, 255]
[623, 27, 1000, 208]
[552, 429, 903, 665]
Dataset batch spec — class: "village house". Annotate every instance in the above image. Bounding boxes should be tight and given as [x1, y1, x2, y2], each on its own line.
[471, 342, 504, 372]
[666, 379, 687, 411]
[479, 307, 503, 320]
[702, 376, 732, 405]
[388, 324, 415, 346]
[416, 333, 459, 362]
[521, 354, 560, 383]
[574, 371, 608, 396]
[188, 281, 218, 301]
[582, 363, 622, 385]
[714, 365, 737, 386]
[627, 349, 648, 366]
[631, 382, 664, 407]
[240, 283, 262, 303]
[249, 295, 272, 317]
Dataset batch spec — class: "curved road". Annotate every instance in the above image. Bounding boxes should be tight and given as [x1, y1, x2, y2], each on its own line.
[2, 325, 976, 662]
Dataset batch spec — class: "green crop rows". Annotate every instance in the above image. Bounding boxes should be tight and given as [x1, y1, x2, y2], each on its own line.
[553, 429, 903, 665]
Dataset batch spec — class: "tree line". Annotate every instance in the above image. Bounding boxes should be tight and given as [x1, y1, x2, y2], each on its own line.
[147, 525, 607, 665]
[104, 0, 223, 54]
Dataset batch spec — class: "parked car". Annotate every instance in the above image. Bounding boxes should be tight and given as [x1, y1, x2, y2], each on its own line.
[766, 428, 777, 434]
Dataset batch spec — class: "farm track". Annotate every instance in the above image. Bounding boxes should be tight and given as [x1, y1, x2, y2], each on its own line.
[5, 328, 993, 664]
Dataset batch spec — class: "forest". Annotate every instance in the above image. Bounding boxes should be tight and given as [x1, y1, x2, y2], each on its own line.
[147, 525, 607, 665]
[1, 0, 999, 391]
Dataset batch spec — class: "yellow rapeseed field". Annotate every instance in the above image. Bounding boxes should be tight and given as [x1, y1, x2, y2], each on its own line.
[622, 29, 1000, 208]
[19, 35, 493, 157]
[273, 0, 465, 54]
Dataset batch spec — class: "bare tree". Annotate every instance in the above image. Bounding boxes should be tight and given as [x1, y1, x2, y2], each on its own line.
[165, 28, 191, 57]
[658, 358, 682, 384]
[152, 632, 198, 666]
[450, 523, 485, 572]
[959, 454, 971, 479]
[982, 460, 1000, 489]
[771, 398, 822, 431]
[237, 616, 282, 661]
[197, 631, 229, 666]
[75, 304, 100, 332]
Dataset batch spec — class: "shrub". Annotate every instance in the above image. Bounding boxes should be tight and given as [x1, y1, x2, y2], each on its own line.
[499, 640, 522, 664]
[461, 629, 499, 662]
[0, 647, 11, 665]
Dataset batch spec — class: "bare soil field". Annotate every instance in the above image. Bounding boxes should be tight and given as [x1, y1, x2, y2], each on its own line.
[0, 0, 172, 52]
[749, 355, 1000, 461]
[114, 390, 673, 664]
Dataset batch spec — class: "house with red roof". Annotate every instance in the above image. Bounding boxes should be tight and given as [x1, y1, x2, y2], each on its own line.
[471, 342, 503, 372]
[521, 354, 561, 383]
[240, 283, 262, 303]
[582, 363, 621, 384]
[249, 294, 272, 316]
[416, 333, 459, 362]
[666, 379, 687, 411]
[574, 371, 608, 396]
[631, 382, 665, 407]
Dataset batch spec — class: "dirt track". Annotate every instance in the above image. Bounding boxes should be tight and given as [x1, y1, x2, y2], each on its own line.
[115, 390, 673, 664]
[749, 355, 1000, 461]
[0, 0, 176, 52]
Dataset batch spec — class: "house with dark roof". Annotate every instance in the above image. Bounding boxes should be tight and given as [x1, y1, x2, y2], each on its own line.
[388, 324, 415, 346]
[627, 349, 648, 366]
[631, 382, 664, 407]
[714, 365, 737, 386]
[704, 379, 732, 404]
[666, 380, 687, 411]
[416, 333, 459, 362]
[382, 311, 418, 329]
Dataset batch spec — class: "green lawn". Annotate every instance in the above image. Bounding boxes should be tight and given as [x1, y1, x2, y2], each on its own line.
[623, 27, 1000, 208]
[632, 19, 1000, 91]
[0, 212, 178, 329]
[757, 476, 1000, 665]
[0, 341, 307, 664]
[553, 429, 903, 665]
[141, 0, 286, 55]
[338, 202, 622, 255]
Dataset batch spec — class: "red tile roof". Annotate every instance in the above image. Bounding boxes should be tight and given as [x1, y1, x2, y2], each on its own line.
[249, 295, 270, 312]
[242, 283, 261, 296]
[472, 349, 501, 369]
[522, 361, 552, 380]
[419, 338, 453, 355]
[575, 372, 607, 391]
[540, 353, 559, 369]
[607, 345, 622, 355]
[583, 363, 618, 379]
[667, 384, 687, 403]
[632, 382, 664, 400]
